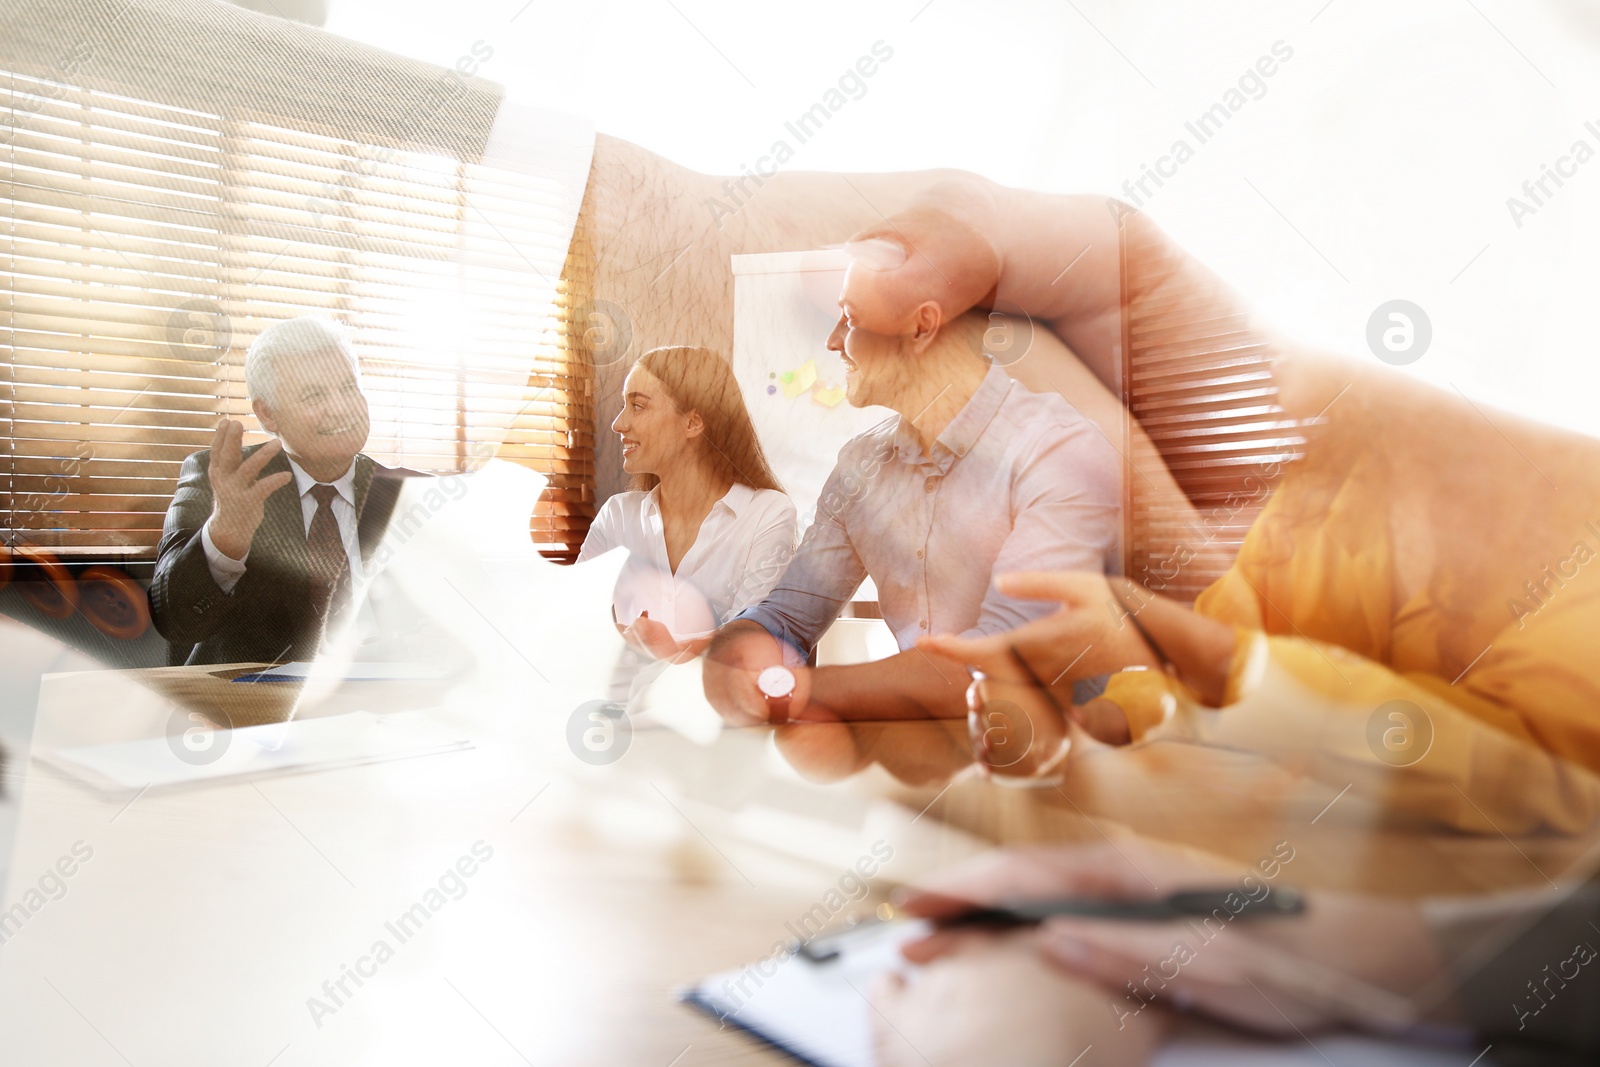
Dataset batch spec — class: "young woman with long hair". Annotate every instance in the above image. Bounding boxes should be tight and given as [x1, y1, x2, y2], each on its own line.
[576, 345, 797, 662]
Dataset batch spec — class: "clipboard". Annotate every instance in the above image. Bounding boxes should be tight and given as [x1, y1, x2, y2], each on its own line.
[679, 920, 928, 1067]
[680, 918, 1480, 1067]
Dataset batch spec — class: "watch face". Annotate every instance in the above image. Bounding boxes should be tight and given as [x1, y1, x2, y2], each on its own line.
[757, 665, 796, 700]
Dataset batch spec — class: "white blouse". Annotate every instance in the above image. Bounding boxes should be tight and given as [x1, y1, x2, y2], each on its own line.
[575, 484, 799, 640]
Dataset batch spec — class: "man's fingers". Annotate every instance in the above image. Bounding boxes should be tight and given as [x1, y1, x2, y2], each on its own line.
[993, 570, 1092, 604]
[893, 888, 991, 922]
[210, 419, 242, 474]
[1041, 914, 1277, 988]
[898, 927, 996, 964]
[1041, 920, 1182, 975]
[1036, 925, 1220, 1020]
[235, 435, 283, 479]
[845, 204, 1000, 325]
[250, 470, 294, 500]
[895, 852, 1095, 919]
[208, 418, 229, 461]
[1037, 920, 1322, 1035]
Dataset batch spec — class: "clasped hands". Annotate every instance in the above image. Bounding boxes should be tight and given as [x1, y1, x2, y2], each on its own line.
[921, 571, 1163, 779]
[703, 571, 1181, 785]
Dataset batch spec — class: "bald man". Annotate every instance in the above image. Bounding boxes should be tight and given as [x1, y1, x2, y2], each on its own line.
[698, 246, 1123, 742]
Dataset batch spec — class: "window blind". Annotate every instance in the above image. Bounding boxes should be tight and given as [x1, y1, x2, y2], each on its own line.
[3, 35, 593, 562]
[1119, 214, 1306, 604]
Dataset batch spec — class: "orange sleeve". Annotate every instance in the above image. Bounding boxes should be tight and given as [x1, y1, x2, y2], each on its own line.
[1197, 630, 1600, 835]
[1097, 668, 1182, 741]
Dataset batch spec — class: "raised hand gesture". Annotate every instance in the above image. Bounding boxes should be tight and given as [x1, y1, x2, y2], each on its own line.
[205, 418, 293, 560]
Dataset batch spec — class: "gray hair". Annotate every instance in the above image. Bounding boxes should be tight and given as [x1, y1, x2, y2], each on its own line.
[245, 317, 361, 405]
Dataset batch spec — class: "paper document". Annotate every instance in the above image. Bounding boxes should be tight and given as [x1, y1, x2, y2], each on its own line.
[40, 711, 471, 792]
[228, 662, 455, 683]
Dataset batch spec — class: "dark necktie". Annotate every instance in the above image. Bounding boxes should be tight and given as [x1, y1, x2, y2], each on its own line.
[306, 483, 352, 623]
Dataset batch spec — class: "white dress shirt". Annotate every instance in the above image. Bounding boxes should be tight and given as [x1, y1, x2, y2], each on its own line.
[575, 483, 798, 640]
[202, 456, 363, 593]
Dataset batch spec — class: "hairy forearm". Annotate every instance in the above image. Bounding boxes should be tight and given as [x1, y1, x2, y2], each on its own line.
[582, 135, 1320, 389]
[578, 136, 1346, 541]
[581, 136, 947, 349]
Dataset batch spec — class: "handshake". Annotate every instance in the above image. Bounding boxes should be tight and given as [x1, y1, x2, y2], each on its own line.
[700, 571, 1212, 788]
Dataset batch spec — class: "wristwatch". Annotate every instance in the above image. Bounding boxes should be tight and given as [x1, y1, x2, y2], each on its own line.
[756, 665, 797, 724]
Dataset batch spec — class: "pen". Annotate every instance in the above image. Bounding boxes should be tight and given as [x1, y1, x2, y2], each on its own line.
[796, 886, 1305, 962]
[926, 885, 1304, 926]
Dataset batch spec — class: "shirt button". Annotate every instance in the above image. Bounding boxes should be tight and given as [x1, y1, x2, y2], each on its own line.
[924, 476, 938, 493]
[915, 549, 924, 559]
[919, 619, 928, 630]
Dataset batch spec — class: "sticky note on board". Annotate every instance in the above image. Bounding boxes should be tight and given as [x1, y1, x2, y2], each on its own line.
[782, 360, 817, 398]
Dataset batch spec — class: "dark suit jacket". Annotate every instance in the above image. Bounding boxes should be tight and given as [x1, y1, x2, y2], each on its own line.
[150, 446, 416, 666]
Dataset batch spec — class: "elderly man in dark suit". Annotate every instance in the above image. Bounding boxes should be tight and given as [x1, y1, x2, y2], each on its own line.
[150, 317, 414, 666]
